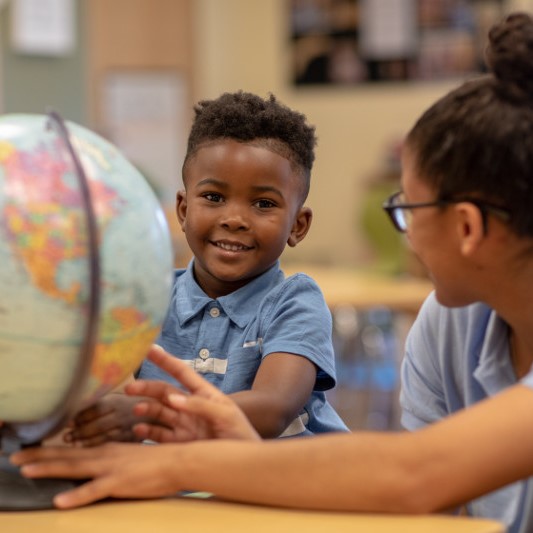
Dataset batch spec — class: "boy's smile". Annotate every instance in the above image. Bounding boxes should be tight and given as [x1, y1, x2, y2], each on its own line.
[212, 239, 253, 253]
[177, 139, 312, 299]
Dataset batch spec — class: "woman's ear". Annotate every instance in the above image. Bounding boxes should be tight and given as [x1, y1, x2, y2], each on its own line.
[176, 189, 187, 232]
[454, 202, 485, 256]
[287, 207, 313, 247]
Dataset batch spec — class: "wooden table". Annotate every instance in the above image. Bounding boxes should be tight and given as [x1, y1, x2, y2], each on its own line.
[0, 497, 505, 533]
[282, 264, 433, 314]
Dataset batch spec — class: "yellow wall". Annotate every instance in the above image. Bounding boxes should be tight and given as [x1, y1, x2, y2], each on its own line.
[192, 0, 457, 267]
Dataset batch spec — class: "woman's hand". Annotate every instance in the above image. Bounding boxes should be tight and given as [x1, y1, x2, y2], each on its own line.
[126, 345, 260, 442]
[11, 441, 198, 508]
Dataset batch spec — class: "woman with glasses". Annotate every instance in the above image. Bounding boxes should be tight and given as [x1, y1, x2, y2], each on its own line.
[12, 11, 533, 533]
[381, 11, 530, 526]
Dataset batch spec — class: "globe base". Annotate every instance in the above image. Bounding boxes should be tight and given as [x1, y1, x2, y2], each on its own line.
[0, 453, 80, 510]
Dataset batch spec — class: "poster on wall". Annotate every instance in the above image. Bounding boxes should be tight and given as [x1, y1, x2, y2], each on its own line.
[10, 0, 75, 56]
[102, 70, 187, 207]
[290, 0, 531, 85]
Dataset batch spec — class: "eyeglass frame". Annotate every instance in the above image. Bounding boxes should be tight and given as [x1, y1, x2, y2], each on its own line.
[382, 191, 511, 233]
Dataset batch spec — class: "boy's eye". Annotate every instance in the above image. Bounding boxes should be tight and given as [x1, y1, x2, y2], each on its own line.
[255, 199, 276, 209]
[203, 193, 223, 203]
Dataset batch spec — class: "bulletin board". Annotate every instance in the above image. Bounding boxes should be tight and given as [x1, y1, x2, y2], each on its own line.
[290, 0, 527, 85]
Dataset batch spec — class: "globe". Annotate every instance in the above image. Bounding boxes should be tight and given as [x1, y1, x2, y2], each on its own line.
[0, 112, 174, 447]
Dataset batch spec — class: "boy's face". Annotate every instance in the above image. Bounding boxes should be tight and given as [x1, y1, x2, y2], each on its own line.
[177, 139, 312, 298]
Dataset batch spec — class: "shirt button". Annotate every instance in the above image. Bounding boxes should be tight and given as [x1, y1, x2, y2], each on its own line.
[209, 307, 220, 318]
[199, 348, 210, 360]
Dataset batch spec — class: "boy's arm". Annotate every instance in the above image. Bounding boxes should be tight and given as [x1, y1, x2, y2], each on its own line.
[229, 352, 317, 438]
[229, 274, 336, 438]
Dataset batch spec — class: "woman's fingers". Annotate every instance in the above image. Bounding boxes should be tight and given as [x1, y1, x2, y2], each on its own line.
[13, 446, 103, 479]
[147, 346, 223, 399]
[125, 379, 184, 404]
[54, 478, 113, 509]
[132, 422, 196, 443]
[168, 395, 259, 440]
[133, 400, 182, 427]
[11, 442, 189, 509]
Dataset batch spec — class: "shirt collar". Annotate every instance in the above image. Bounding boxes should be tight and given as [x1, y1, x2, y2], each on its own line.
[174, 260, 284, 329]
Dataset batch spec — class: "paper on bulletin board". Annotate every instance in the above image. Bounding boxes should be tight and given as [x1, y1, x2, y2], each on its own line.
[10, 0, 75, 56]
[102, 71, 187, 206]
[359, 0, 417, 60]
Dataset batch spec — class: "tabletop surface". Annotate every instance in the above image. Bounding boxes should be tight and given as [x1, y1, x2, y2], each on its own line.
[0, 497, 505, 533]
[282, 264, 433, 313]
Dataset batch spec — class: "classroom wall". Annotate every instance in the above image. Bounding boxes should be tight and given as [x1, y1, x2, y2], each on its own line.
[0, 0, 87, 124]
[0, 0, 459, 269]
[192, 0, 457, 267]
[85, 0, 193, 130]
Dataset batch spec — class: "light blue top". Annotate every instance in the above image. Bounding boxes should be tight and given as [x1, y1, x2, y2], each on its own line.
[138, 260, 348, 437]
[400, 292, 533, 533]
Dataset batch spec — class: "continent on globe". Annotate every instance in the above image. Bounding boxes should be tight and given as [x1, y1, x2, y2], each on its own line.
[1, 139, 122, 305]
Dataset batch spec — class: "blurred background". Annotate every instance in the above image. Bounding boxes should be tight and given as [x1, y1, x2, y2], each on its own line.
[1, 0, 531, 429]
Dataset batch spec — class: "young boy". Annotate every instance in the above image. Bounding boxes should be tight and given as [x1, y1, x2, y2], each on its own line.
[67, 91, 347, 444]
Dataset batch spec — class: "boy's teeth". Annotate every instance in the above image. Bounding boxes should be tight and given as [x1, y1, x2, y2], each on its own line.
[217, 242, 246, 251]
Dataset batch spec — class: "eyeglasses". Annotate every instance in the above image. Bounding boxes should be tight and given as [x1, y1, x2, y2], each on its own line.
[382, 191, 511, 233]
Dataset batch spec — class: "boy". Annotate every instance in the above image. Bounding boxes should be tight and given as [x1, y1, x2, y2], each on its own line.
[67, 91, 347, 444]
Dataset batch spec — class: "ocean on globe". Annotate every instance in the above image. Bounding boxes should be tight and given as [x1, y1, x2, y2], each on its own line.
[0, 113, 173, 440]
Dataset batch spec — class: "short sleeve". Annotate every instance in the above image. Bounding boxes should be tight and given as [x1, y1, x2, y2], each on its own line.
[259, 273, 336, 391]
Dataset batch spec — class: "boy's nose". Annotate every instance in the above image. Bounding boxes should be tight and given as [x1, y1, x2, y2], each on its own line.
[219, 208, 249, 231]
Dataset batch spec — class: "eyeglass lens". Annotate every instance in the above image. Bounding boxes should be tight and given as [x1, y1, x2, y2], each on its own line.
[390, 193, 410, 231]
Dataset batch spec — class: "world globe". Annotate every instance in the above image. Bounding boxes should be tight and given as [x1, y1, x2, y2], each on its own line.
[0, 112, 174, 452]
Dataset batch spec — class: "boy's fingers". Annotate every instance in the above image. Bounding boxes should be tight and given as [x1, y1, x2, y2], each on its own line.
[69, 417, 120, 440]
[76, 427, 138, 447]
[73, 403, 114, 424]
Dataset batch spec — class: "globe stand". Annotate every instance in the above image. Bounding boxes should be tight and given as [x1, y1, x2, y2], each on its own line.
[0, 428, 80, 511]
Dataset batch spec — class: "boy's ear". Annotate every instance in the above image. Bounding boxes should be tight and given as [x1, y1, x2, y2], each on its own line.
[287, 207, 312, 247]
[176, 189, 187, 232]
[454, 202, 485, 256]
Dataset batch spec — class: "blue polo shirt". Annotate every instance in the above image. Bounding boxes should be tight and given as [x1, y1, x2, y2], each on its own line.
[138, 260, 348, 436]
[400, 292, 532, 533]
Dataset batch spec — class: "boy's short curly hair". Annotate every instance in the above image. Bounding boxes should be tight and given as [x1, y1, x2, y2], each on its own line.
[183, 91, 317, 201]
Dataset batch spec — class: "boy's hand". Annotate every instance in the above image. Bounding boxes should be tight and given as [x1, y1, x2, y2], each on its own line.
[126, 345, 260, 442]
[64, 394, 147, 447]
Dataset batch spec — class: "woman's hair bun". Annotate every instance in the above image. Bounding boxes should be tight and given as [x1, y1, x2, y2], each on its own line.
[485, 12, 533, 102]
